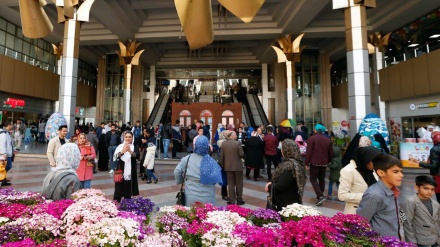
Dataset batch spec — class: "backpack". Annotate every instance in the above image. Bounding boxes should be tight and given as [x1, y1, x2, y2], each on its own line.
[133, 126, 141, 138]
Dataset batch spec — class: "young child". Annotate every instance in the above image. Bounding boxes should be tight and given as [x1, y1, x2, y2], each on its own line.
[403, 175, 440, 247]
[327, 145, 341, 200]
[356, 154, 404, 240]
[143, 143, 158, 184]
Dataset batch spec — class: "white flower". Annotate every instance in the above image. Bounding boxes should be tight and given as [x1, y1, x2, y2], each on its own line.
[205, 211, 247, 232]
[279, 203, 321, 219]
[88, 217, 140, 247]
[202, 228, 245, 247]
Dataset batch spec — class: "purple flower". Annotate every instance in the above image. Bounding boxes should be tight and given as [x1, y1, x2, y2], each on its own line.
[119, 197, 155, 224]
[0, 223, 26, 245]
[380, 236, 417, 247]
[249, 208, 281, 226]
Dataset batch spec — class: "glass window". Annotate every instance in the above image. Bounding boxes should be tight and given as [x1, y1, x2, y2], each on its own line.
[6, 22, 15, 34]
[222, 110, 234, 126]
[14, 38, 22, 52]
[200, 110, 213, 127]
[179, 110, 191, 127]
[22, 41, 30, 56]
[0, 30, 5, 46]
[5, 33, 14, 49]
[0, 18, 6, 30]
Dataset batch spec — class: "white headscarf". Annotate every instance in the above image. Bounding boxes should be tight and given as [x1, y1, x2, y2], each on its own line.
[113, 133, 135, 180]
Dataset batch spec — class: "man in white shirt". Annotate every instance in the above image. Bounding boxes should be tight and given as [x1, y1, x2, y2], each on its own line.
[0, 120, 16, 186]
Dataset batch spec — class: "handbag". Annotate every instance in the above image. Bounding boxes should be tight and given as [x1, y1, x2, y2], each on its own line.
[87, 160, 95, 167]
[0, 160, 6, 181]
[176, 155, 191, 206]
[266, 184, 276, 210]
[114, 163, 124, 183]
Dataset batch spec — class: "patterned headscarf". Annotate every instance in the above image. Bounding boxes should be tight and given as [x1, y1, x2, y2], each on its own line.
[272, 139, 307, 200]
[54, 143, 81, 173]
[358, 136, 372, 147]
[195, 136, 223, 185]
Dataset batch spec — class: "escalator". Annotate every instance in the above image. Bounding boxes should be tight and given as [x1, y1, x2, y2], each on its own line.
[146, 89, 170, 127]
[244, 94, 269, 127]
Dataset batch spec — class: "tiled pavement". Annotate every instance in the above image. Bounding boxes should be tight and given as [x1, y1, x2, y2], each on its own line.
[6, 141, 431, 217]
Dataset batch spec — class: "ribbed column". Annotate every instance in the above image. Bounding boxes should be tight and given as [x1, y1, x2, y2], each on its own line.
[59, 19, 80, 136]
[149, 65, 156, 115]
[286, 61, 296, 119]
[320, 52, 333, 130]
[373, 47, 386, 122]
[345, 5, 371, 137]
[261, 63, 269, 115]
[123, 64, 132, 123]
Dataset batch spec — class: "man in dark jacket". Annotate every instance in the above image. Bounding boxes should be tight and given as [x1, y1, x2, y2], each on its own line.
[105, 124, 121, 173]
[411, 132, 440, 202]
[162, 122, 172, 159]
[263, 126, 279, 180]
[305, 124, 334, 206]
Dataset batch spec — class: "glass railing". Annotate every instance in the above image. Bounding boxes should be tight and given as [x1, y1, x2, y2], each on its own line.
[0, 45, 57, 73]
[384, 39, 440, 67]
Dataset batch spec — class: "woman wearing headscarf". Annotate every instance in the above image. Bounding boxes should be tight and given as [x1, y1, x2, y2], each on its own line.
[341, 133, 371, 167]
[338, 146, 381, 214]
[113, 131, 140, 202]
[42, 143, 82, 200]
[216, 130, 231, 200]
[264, 139, 307, 211]
[245, 130, 265, 181]
[76, 133, 96, 189]
[174, 135, 223, 206]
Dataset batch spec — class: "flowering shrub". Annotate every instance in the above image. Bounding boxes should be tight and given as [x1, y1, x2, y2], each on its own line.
[156, 212, 189, 233]
[248, 208, 281, 226]
[0, 188, 417, 247]
[0, 188, 45, 206]
[70, 188, 105, 201]
[279, 203, 321, 221]
[119, 196, 155, 224]
[13, 213, 63, 243]
[61, 195, 118, 246]
[0, 203, 28, 219]
[88, 217, 140, 246]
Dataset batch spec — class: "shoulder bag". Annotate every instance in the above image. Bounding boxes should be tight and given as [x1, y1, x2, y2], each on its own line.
[114, 159, 124, 183]
[176, 155, 191, 206]
[266, 184, 276, 210]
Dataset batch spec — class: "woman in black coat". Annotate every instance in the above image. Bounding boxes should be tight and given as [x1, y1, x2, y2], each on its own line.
[97, 133, 109, 171]
[245, 130, 265, 181]
[265, 139, 307, 211]
[113, 131, 140, 202]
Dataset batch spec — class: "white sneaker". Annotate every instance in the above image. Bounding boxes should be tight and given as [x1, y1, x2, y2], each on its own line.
[109, 169, 114, 174]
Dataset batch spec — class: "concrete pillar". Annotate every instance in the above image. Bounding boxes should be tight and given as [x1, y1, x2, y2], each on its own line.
[95, 57, 106, 125]
[149, 65, 156, 115]
[373, 47, 386, 122]
[344, 5, 371, 137]
[59, 19, 80, 136]
[261, 63, 269, 115]
[54, 57, 62, 112]
[123, 64, 133, 124]
[286, 61, 296, 120]
[320, 52, 333, 131]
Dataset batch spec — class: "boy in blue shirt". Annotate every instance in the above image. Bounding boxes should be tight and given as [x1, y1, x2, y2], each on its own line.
[403, 175, 440, 247]
[357, 154, 404, 240]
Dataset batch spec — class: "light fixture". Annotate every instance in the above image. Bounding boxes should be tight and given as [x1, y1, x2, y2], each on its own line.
[429, 34, 440, 38]
[408, 44, 419, 47]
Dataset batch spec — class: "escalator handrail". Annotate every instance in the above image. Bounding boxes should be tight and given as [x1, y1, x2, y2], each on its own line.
[252, 94, 269, 126]
[242, 94, 256, 127]
[242, 105, 251, 128]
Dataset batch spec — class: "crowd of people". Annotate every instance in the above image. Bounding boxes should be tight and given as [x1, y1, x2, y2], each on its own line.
[1, 116, 439, 246]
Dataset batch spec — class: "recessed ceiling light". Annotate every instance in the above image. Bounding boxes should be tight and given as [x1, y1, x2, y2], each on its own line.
[429, 34, 440, 38]
[408, 44, 419, 47]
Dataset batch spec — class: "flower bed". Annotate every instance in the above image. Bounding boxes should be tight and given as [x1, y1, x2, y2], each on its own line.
[0, 188, 415, 247]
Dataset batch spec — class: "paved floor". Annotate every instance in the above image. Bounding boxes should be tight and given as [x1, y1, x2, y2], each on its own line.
[7, 141, 431, 217]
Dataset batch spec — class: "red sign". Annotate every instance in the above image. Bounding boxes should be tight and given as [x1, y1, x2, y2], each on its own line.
[3, 98, 25, 109]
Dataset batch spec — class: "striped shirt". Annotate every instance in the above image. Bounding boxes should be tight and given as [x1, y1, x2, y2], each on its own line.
[356, 179, 403, 239]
